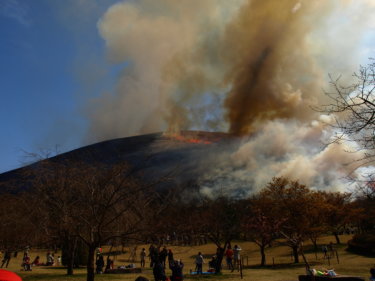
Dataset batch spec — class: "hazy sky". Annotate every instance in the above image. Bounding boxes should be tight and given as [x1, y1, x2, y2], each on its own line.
[0, 0, 374, 174]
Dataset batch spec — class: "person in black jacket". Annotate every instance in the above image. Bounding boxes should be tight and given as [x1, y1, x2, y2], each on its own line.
[159, 247, 168, 268]
[1, 251, 11, 268]
[96, 255, 104, 274]
[153, 261, 166, 281]
[167, 249, 174, 267]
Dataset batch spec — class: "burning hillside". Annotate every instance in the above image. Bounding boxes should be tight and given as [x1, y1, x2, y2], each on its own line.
[166, 131, 230, 144]
[0, 127, 364, 197]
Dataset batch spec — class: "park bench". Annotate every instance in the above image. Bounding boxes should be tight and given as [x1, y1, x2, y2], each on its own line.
[298, 275, 365, 281]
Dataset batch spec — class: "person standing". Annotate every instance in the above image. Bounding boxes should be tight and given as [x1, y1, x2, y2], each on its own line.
[322, 245, 328, 259]
[233, 245, 242, 271]
[153, 261, 166, 281]
[148, 245, 156, 268]
[195, 252, 204, 274]
[1, 251, 11, 268]
[140, 248, 146, 268]
[159, 247, 168, 268]
[96, 255, 104, 274]
[168, 249, 174, 267]
[225, 245, 234, 271]
[46, 252, 54, 266]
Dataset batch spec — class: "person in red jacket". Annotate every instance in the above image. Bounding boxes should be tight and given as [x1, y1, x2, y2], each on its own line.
[22, 253, 31, 271]
[225, 245, 234, 271]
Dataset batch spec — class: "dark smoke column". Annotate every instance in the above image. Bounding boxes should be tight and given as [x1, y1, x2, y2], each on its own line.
[223, 0, 323, 135]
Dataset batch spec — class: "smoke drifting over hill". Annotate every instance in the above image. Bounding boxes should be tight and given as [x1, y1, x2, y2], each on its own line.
[86, 0, 375, 193]
[198, 118, 365, 196]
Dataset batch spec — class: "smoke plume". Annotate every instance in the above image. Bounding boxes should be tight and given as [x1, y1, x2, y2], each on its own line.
[93, 0, 373, 138]
[87, 0, 375, 192]
[93, 0, 243, 138]
[222, 0, 327, 135]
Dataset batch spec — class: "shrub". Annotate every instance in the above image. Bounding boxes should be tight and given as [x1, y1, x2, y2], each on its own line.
[347, 231, 375, 256]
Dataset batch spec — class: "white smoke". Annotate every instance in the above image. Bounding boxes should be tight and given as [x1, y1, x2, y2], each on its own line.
[199, 117, 367, 197]
[89, 0, 244, 140]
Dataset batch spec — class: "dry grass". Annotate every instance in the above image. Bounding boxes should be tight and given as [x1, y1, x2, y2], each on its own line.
[3, 234, 373, 281]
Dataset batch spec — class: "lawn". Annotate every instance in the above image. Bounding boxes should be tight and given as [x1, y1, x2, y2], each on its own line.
[3, 234, 372, 281]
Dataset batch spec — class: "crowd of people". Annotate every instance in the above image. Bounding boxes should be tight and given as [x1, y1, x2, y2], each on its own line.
[95, 254, 114, 274]
[22, 252, 59, 270]
[146, 245, 184, 281]
[1, 243, 374, 281]
[139, 243, 242, 281]
[0, 249, 60, 271]
[92, 243, 244, 280]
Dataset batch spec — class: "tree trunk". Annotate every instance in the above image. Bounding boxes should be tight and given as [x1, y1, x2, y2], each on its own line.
[260, 245, 266, 266]
[333, 232, 341, 244]
[292, 245, 299, 263]
[67, 251, 74, 275]
[86, 245, 96, 281]
[300, 248, 310, 270]
[66, 236, 77, 275]
[215, 247, 225, 274]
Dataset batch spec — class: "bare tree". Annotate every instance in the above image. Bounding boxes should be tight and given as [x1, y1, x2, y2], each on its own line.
[197, 197, 244, 273]
[318, 60, 375, 238]
[242, 196, 282, 266]
[24, 159, 84, 275]
[352, 182, 375, 232]
[70, 161, 159, 281]
[319, 59, 375, 174]
[0, 193, 35, 258]
[23, 156, 165, 281]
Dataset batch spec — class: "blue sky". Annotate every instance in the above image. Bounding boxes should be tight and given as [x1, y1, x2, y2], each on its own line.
[0, 0, 120, 172]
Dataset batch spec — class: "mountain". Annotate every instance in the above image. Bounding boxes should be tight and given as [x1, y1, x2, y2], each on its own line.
[0, 131, 240, 193]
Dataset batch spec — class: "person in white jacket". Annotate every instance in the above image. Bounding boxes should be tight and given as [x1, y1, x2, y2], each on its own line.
[233, 245, 242, 271]
[195, 252, 204, 274]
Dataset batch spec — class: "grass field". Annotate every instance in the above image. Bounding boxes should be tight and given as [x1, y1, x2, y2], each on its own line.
[3, 234, 373, 281]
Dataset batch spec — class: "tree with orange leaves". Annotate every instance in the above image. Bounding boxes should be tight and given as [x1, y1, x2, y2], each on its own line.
[305, 191, 332, 251]
[259, 177, 316, 264]
[324, 191, 362, 244]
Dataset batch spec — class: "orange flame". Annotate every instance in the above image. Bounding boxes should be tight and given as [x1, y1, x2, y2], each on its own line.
[168, 134, 212, 144]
